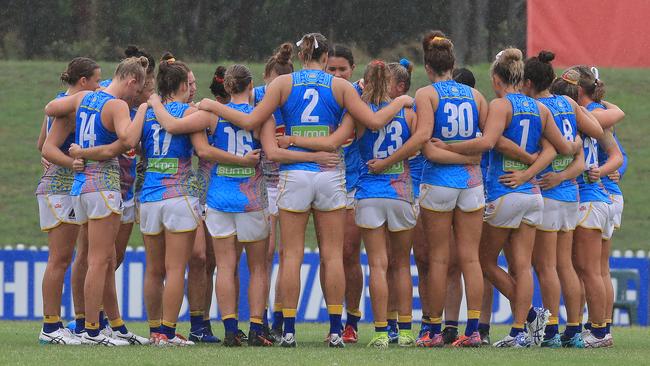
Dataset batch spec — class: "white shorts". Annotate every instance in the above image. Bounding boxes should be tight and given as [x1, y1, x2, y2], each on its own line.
[419, 184, 485, 213]
[538, 199, 579, 232]
[120, 199, 136, 224]
[72, 191, 122, 224]
[267, 186, 279, 216]
[576, 201, 611, 238]
[346, 189, 356, 210]
[37, 194, 79, 231]
[610, 194, 624, 229]
[355, 198, 417, 232]
[205, 208, 269, 242]
[139, 196, 201, 235]
[485, 192, 543, 229]
[277, 170, 346, 212]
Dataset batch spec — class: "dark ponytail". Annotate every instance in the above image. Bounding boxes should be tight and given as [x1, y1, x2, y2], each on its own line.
[156, 52, 190, 100]
[209, 66, 228, 99]
[524, 50, 556, 92]
[422, 30, 455, 75]
[60, 57, 100, 85]
[124, 45, 155, 75]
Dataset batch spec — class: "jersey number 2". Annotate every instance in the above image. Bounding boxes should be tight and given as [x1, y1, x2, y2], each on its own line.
[301, 89, 320, 123]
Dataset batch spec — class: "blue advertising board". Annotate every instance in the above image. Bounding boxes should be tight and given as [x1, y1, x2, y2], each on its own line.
[1, 247, 647, 325]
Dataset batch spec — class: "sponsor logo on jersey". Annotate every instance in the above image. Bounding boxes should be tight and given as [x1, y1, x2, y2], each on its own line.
[290, 125, 329, 138]
[217, 164, 255, 177]
[148, 158, 179, 174]
[552, 154, 573, 172]
[503, 158, 529, 172]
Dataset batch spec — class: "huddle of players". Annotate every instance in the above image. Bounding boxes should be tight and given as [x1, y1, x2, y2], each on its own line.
[36, 30, 625, 349]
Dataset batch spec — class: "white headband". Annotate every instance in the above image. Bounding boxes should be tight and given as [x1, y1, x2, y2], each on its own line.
[591, 66, 600, 81]
[296, 35, 319, 49]
[495, 50, 504, 61]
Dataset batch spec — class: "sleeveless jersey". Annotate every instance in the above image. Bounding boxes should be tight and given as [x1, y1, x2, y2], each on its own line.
[537, 95, 579, 202]
[140, 101, 199, 202]
[356, 104, 413, 203]
[36, 92, 75, 195]
[342, 81, 363, 192]
[486, 94, 543, 202]
[279, 70, 344, 172]
[99, 79, 112, 88]
[118, 107, 138, 202]
[421, 80, 482, 189]
[207, 103, 266, 213]
[71, 91, 120, 196]
[195, 129, 216, 206]
[254, 85, 284, 188]
[587, 102, 623, 196]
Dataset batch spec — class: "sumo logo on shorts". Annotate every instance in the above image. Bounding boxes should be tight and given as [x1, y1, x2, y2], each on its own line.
[217, 164, 254, 178]
[148, 158, 179, 174]
[291, 125, 329, 138]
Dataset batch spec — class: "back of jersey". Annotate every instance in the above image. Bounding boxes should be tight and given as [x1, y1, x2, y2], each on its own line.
[254, 85, 284, 189]
[140, 101, 198, 202]
[208, 103, 266, 213]
[71, 91, 120, 196]
[486, 93, 542, 202]
[588, 102, 623, 196]
[576, 102, 613, 203]
[356, 104, 413, 202]
[537, 95, 579, 202]
[36, 91, 75, 196]
[279, 70, 344, 172]
[422, 80, 482, 189]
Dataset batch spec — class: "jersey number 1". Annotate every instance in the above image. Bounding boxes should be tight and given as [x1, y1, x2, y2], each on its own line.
[78, 112, 97, 147]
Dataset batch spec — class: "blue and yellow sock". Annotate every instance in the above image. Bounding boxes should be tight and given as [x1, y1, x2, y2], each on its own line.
[591, 323, 606, 339]
[43, 315, 60, 333]
[345, 308, 362, 331]
[189, 310, 204, 332]
[543, 316, 559, 340]
[526, 307, 537, 323]
[75, 313, 85, 334]
[98, 309, 108, 329]
[282, 308, 296, 335]
[109, 317, 128, 335]
[375, 321, 388, 334]
[387, 311, 399, 332]
[203, 316, 212, 332]
[85, 321, 100, 337]
[222, 314, 238, 334]
[445, 320, 459, 329]
[605, 319, 612, 334]
[272, 303, 283, 330]
[160, 320, 176, 339]
[564, 322, 580, 338]
[478, 322, 490, 334]
[421, 316, 432, 332]
[466, 310, 480, 336]
[250, 317, 264, 333]
[430, 316, 442, 335]
[262, 308, 269, 327]
[328, 305, 343, 335]
[148, 319, 161, 334]
[398, 315, 412, 331]
[509, 323, 525, 337]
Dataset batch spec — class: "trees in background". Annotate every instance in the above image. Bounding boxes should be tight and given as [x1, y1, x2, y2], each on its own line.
[0, 0, 526, 64]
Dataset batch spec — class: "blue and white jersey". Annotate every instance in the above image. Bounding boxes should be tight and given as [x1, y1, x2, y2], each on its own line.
[537, 95, 579, 202]
[486, 94, 543, 202]
[576, 133, 611, 204]
[207, 103, 266, 213]
[140, 101, 199, 202]
[356, 104, 413, 203]
[99, 79, 112, 88]
[279, 70, 344, 172]
[254, 85, 284, 188]
[71, 91, 120, 196]
[587, 102, 624, 196]
[117, 108, 138, 202]
[421, 80, 482, 189]
[409, 153, 424, 198]
[36, 92, 74, 196]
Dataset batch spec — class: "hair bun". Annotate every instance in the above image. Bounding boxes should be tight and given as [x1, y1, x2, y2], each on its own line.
[277, 43, 293, 65]
[138, 56, 149, 69]
[501, 48, 523, 62]
[160, 51, 175, 62]
[124, 45, 140, 58]
[60, 71, 70, 83]
[423, 31, 452, 51]
[538, 50, 555, 64]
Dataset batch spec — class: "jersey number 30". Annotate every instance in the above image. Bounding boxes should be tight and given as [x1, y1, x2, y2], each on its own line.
[442, 102, 474, 139]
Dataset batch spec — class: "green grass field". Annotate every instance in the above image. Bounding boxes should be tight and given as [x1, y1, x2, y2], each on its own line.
[0, 60, 648, 249]
[1, 322, 648, 366]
